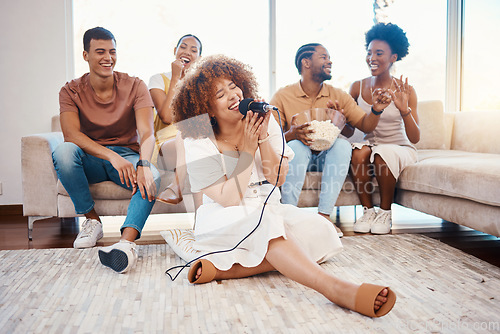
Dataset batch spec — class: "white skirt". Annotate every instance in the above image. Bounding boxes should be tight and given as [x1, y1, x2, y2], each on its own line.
[352, 143, 418, 179]
[193, 185, 343, 271]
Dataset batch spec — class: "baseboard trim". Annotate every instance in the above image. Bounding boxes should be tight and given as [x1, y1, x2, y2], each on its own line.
[0, 205, 23, 216]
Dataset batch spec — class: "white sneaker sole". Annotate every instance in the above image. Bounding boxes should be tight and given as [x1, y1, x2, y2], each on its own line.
[370, 227, 392, 235]
[353, 225, 371, 233]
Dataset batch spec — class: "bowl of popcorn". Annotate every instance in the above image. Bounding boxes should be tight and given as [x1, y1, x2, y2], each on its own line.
[294, 108, 346, 151]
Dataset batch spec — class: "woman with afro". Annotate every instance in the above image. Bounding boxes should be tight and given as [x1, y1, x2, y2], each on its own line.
[172, 54, 397, 318]
[349, 23, 420, 234]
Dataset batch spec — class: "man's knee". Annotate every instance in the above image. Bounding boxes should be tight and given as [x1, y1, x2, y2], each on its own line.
[52, 142, 82, 167]
[288, 139, 310, 153]
[322, 139, 352, 175]
[331, 138, 352, 158]
[288, 140, 312, 165]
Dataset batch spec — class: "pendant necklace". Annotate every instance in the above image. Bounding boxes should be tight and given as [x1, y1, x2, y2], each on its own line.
[370, 76, 394, 93]
[221, 138, 240, 156]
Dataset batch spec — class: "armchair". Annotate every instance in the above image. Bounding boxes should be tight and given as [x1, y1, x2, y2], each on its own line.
[21, 116, 195, 240]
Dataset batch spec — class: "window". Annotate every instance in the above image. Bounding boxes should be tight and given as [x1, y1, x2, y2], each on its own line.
[462, 0, 500, 111]
[274, 0, 447, 102]
[388, 0, 447, 102]
[73, 0, 269, 96]
[275, 0, 373, 93]
[73, 0, 494, 111]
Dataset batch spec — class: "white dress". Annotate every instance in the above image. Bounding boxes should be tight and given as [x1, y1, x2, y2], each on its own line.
[352, 82, 418, 179]
[184, 117, 343, 271]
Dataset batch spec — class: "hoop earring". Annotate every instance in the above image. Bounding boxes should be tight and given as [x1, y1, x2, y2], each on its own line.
[210, 116, 217, 126]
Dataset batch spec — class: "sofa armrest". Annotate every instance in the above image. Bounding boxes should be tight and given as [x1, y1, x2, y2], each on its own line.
[21, 132, 64, 217]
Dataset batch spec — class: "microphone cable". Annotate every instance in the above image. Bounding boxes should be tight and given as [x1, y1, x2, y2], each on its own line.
[165, 110, 286, 281]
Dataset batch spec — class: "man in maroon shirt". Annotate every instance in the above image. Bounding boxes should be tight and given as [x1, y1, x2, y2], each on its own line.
[53, 27, 159, 273]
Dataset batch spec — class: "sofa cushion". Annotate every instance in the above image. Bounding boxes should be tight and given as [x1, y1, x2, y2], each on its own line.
[398, 150, 500, 206]
[160, 229, 204, 263]
[58, 180, 132, 200]
[56, 170, 179, 200]
[451, 111, 500, 154]
[414, 100, 446, 150]
[303, 172, 379, 191]
[299, 172, 381, 207]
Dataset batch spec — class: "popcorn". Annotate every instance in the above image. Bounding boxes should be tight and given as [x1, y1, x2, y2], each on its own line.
[307, 120, 341, 151]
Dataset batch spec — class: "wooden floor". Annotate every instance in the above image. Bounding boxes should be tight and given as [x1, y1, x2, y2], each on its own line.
[1, 204, 499, 268]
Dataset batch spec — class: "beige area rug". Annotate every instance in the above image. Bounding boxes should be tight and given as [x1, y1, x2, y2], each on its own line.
[1, 234, 499, 334]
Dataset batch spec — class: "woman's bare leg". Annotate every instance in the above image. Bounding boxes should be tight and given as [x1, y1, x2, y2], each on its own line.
[157, 134, 182, 200]
[265, 237, 368, 311]
[373, 154, 396, 211]
[173, 133, 186, 194]
[174, 133, 203, 211]
[159, 138, 177, 171]
[350, 146, 374, 208]
[193, 236, 388, 312]
[214, 261, 275, 280]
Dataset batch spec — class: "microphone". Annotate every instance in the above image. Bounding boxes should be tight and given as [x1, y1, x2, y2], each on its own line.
[238, 98, 278, 116]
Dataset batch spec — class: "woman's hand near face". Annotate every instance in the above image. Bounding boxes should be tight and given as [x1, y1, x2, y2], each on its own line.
[240, 111, 262, 154]
[171, 59, 185, 79]
[252, 98, 270, 140]
[259, 111, 271, 140]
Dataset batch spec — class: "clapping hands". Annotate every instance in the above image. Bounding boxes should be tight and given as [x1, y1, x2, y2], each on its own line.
[389, 75, 411, 114]
[371, 87, 392, 112]
[370, 75, 412, 115]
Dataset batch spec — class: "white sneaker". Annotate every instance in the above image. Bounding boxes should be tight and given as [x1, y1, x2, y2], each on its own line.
[98, 240, 138, 274]
[73, 218, 103, 248]
[370, 209, 392, 234]
[353, 207, 377, 233]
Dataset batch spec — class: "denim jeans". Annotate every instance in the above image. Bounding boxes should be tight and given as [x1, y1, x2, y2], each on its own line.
[281, 138, 352, 215]
[52, 142, 161, 238]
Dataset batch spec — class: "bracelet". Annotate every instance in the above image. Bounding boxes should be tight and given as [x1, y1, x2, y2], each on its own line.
[371, 106, 384, 115]
[401, 107, 412, 117]
[258, 134, 270, 144]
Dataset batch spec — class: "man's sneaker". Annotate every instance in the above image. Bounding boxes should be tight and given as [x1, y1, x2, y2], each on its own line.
[73, 218, 103, 248]
[98, 240, 138, 274]
[353, 207, 377, 233]
[370, 209, 392, 234]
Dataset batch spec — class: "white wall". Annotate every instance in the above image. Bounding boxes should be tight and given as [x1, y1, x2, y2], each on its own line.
[0, 0, 73, 205]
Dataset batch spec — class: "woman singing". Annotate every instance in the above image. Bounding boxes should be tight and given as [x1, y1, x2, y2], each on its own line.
[173, 55, 397, 318]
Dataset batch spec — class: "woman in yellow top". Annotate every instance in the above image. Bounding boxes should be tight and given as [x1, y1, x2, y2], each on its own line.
[148, 34, 202, 205]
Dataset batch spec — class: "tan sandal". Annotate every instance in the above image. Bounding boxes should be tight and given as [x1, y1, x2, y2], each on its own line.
[156, 186, 183, 205]
[354, 283, 397, 317]
[187, 259, 217, 284]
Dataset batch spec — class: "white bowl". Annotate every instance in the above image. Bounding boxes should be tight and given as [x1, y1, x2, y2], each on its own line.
[294, 108, 346, 151]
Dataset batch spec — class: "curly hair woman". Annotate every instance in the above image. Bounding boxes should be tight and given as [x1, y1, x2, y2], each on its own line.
[173, 54, 397, 318]
[349, 23, 420, 234]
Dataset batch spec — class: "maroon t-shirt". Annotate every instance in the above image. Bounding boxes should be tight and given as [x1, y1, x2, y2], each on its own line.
[59, 72, 154, 152]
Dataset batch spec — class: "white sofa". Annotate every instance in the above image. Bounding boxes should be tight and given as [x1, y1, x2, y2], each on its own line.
[297, 100, 500, 237]
[21, 101, 500, 239]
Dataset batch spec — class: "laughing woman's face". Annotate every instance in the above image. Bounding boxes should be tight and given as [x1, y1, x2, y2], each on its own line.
[211, 78, 244, 125]
[174, 36, 201, 69]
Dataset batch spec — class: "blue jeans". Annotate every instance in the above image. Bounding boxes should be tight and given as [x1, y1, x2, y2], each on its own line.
[52, 142, 161, 238]
[281, 138, 352, 215]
